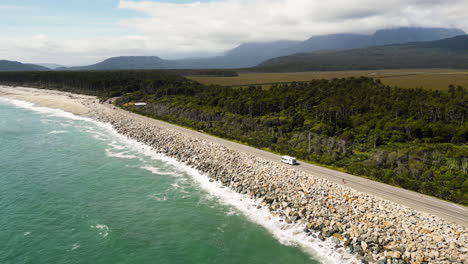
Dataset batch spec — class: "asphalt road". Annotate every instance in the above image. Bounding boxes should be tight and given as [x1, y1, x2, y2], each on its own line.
[108, 104, 468, 227]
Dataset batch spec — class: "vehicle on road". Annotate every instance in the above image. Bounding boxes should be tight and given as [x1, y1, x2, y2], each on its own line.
[281, 156, 298, 165]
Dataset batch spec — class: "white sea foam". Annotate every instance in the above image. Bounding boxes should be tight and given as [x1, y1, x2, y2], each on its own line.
[225, 209, 238, 216]
[168, 181, 190, 194]
[140, 166, 182, 176]
[1, 98, 153, 162]
[40, 119, 53, 124]
[91, 134, 106, 141]
[98, 128, 191, 171]
[109, 141, 126, 150]
[148, 194, 168, 201]
[23, 232, 31, 236]
[91, 224, 110, 238]
[83, 129, 109, 141]
[105, 149, 137, 159]
[48, 130, 66, 134]
[71, 243, 80, 250]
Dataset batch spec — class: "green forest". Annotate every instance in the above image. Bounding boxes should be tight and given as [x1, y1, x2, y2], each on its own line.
[0, 72, 466, 204]
[0, 70, 236, 97]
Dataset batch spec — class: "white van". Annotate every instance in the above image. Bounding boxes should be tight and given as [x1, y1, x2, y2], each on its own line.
[281, 156, 298, 165]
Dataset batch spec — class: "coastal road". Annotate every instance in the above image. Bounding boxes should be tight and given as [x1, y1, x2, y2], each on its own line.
[106, 103, 468, 227]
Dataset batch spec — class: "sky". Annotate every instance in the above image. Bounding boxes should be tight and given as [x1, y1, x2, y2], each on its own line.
[1, 0, 467, 65]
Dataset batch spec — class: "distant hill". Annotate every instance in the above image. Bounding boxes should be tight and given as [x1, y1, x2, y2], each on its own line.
[0, 60, 49, 72]
[58, 27, 465, 70]
[63, 56, 179, 71]
[256, 35, 468, 72]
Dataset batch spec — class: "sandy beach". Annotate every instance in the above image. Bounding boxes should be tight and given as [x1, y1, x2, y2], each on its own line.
[0, 87, 93, 116]
[1, 85, 467, 264]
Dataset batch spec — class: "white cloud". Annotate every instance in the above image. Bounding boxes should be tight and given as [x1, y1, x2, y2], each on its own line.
[118, 0, 468, 45]
[2, 35, 168, 65]
[1, 0, 467, 65]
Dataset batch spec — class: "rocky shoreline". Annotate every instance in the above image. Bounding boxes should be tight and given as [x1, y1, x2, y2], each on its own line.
[1, 87, 466, 264]
[87, 104, 467, 264]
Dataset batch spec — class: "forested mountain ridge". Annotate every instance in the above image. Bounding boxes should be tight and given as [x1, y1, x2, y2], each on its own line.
[413, 35, 468, 49]
[0, 60, 50, 72]
[257, 35, 468, 72]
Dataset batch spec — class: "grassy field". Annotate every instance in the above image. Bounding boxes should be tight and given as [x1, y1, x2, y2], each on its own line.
[189, 69, 468, 90]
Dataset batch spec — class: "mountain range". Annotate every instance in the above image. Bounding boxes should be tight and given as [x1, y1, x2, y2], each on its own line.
[256, 35, 468, 72]
[0, 27, 465, 72]
[58, 27, 465, 71]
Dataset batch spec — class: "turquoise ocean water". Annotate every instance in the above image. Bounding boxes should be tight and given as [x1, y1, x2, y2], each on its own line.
[0, 98, 323, 264]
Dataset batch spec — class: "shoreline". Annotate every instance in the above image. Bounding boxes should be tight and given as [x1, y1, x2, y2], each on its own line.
[1, 86, 467, 263]
[0, 87, 356, 264]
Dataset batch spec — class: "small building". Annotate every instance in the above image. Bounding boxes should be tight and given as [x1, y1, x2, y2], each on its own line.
[281, 156, 298, 165]
[134, 102, 147, 106]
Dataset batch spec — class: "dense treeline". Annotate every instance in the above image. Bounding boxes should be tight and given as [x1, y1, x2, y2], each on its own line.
[0, 71, 466, 203]
[0, 70, 199, 97]
[165, 69, 239, 77]
[117, 77, 467, 204]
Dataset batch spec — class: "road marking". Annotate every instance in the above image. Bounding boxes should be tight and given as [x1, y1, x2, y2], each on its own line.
[452, 204, 468, 211]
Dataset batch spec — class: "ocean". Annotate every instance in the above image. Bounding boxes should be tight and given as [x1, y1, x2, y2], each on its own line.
[0, 97, 326, 264]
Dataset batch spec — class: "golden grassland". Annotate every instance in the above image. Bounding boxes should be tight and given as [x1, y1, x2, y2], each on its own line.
[188, 69, 468, 90]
